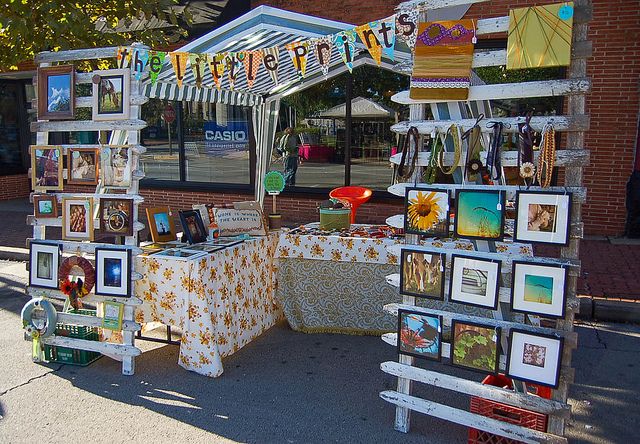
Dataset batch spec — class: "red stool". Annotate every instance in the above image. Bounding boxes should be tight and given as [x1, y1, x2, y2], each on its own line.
[329, 186, 373, 224]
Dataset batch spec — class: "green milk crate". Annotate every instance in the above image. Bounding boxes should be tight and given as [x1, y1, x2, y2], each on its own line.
[43, 309, 102, 366]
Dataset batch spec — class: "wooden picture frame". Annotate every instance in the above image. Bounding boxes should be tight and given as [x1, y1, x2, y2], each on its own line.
[514, 191, 572, 246]
[404, 187, 450, 237]
[510, 260, 568, 319]
[67, 147, 99, 185]
[179, 209, 208, 244]
[450, 320, 501, 375]
[449, 254, 501, 310]
[62, 197, 94, 241]
[33, 194, 58, 218]
[30, 146, 63, 192]
[454, 189, 505, 241]
[506, 328, 564, 389]
[29, 241, 61, 289]
[397, 309, 442, 362]
[146, 206, 177, 243]
[92, 68, 130, 121]
[399, 248, 446, 300]
[100, 198, 134, 236]
[37, 65, 75, 120]
[95, 247, 132, 297]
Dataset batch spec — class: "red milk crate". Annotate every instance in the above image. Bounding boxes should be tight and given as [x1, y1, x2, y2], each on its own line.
[468, 374, 549, 444]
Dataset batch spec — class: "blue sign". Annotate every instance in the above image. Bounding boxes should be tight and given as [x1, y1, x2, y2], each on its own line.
[204, 120, 249, 156]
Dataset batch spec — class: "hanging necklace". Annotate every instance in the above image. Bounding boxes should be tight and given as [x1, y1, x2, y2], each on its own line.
[463, 115, 485, 182]
[537, 122, 556, 188]
[397, 126, 419, 181]
[485, 121, 504, 183]
[437, 124, 462, 175]
[518, 113, 535, 187]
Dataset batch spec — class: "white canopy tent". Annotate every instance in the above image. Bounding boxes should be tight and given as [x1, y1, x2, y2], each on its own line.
[318, 97, 396, 119]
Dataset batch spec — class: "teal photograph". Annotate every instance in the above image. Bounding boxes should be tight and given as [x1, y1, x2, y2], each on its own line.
[398, 310, 442, 361]
[455, 190, 505, 240]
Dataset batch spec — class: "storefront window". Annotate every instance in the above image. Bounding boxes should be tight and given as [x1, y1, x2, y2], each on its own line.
[141, 99, 180, 181]
[0, 82, 28, 175]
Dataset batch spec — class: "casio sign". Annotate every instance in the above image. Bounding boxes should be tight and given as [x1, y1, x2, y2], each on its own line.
[205, 130, 247, 141]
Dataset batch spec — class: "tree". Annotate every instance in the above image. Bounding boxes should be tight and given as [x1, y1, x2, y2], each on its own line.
[0, 1, 185, 71]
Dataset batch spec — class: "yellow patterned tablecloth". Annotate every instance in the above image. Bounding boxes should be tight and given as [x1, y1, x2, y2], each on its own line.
[135, 234, 283, 377]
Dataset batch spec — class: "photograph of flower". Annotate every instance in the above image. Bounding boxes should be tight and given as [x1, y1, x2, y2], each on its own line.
[146, 206, 177, 243]
[29, 241, 61, 289]
[31, 146, 63, 192]
[67, 148, 99, 185]
[100, 198, 133, 236]
[62, 197, 94, 241]
[507, 329, 563, 388]
[454, 190, 505, 240]
[95, 248, 132, 297]
[398, 310, 442, 361]
[451, 320, 501, 374]
[514, 191, 572, 245]
[511, 261, 567, 318]
[100, 146, 131, 188]
[33, 194, 58, 218]
[37, 65, 75, 120]
[404, 188, 449, 237]
[92, 69, 130, 121]
[449, 254, 501, 309]
[400, 248, 445, 299]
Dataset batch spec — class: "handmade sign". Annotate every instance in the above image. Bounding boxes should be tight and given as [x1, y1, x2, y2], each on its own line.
[262, 46, 279, 84]
[312, 36, 333, 75]
[169, 52, 189, 88]
[241, 50, 264, 88]
[409, 20, 476, 100]
[333, 30, 357, 72]
[507, 2, 574, 69]
[285, 41, 310, 78]
[355, 23, 382, 65]
[213, 208, 267, 236]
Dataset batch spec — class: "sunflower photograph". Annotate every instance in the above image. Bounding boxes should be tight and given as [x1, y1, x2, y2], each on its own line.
[404, 188, 449, 237]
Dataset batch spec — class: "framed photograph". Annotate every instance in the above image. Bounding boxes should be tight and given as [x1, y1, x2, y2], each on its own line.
[514, 191, 572, 245]
[31, 146, 63, 192]
[102, 301, 124, 331]
[449, 254, 501, 310]
[92, 69, 130, 121]
[29, 241, 61, 289]
[146, 206, 177, 243]
[506, 329, 564, 389]
[100, 145, 131, 188]
[37, 65, 75, 120]
[400, 248, 445, 300]
[150, 248, 207, 261]
[67, 148, 99, 185]
[95, 248, 132, 297]
[179, 210, 208, 244]
[404, 187, 450, 237]
[186, 244, 223, 252]
[454, 189, 505, 241]
[100, 198, 134, 236]
[397, 309, 442, 361]
[62, 197, 94, 241]
[205, 238, 244, 248]
[33, 194, 58, 218]
[511, 260, 568, 319]
[451, 320, 501, 375]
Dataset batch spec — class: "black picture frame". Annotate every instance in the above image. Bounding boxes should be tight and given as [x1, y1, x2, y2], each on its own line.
[513, 190, 573, 246]
[448, 253, 501, 310]
[397, 309, 442, 362]
[450, 319, 501, 375]
[453, 189, 506, 241]
[28, 241, 61, 289]
[179, 209, 207, 244]
[505, 328, 564, 389]
[510, 260, 568, 319]
[399, 248, 446, 300]
[403, 186, 450, 238]
[94, 247, 132, 297]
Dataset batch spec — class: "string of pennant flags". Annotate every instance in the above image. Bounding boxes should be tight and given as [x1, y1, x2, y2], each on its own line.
[115, 9, 421, 92]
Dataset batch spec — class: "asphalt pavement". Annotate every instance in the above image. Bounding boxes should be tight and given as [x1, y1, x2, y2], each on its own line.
[0, 259, 638, 443]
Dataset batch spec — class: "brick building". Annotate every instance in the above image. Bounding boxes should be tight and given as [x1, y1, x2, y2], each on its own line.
[2, 0, 639, 236]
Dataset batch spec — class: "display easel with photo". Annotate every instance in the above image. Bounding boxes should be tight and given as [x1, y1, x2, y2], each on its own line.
[26, 45, 150, 375]
[379, 0, 590, 442]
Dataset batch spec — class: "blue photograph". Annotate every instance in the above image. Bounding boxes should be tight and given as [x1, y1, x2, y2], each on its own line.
[154, 212, 172, 236]
[47, 74, 71, 112]
[104, 258, 122, 288]
[398, 310, 442, 361]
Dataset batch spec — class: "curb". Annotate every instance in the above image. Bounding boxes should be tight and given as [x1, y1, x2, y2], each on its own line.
[577, 297, 640, 324]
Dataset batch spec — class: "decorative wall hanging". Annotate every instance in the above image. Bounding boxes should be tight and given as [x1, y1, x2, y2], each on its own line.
[518, 114, 535, 186]
[178, 209, 208, 244]
[396, 9, 418, 50]
[131, 47, 149, 81]
[148, 51, 166, 86]
[188, 53, 208, 88]
[28, 241, 61, 289]
[462, 118, 485, 182]
[355, 23, 382, 65]
[537, 122, 557, 188]
[312, 37, 333, 75]
[33, 194, 58, 219]
[169, 52, 189, 88]
[285, 41, 311, 78]
[95, 247, 132, 298]
[409, 20, 476, 101]
[507, 2, 574, 70]
[241, 50, 264, 88]
[371, 18, 396, 61]
[100, 198, 134, 236]
[100, 146, 132, 188]
[146, 206, 177, 243]
[262, 46, 279, 84]
[207, 52, 226, 89]
[67, 147, 99, 185]
[506, 329, 564, 388]
[437, 125, 462, 176]
[62, 197, 94, 241]
[333, 30, 357, 72]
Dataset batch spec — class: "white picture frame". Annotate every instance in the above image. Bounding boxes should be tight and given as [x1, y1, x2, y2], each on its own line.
[92, 68, 130, 121]
[449, 254, 501, 310]
[62, 197, 94, 241]
[29, 241, 61, 289]
[514, 191, 572, 245]
[506, 329, 564, 389]
[95, 247, 132, 297]
[511, 260, 568, 319]
[149, 248, 208, 261]
[100, 145, 132, 188]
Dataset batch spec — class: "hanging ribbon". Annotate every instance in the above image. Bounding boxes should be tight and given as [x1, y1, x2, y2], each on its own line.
[333, 29, 357, 72]
[355, 23, 382, 65]
[262, 47, 279, 85]
[518, 113, 536, 186]
[148, 51, 166, 86]
[396, 9, 419, 50]
[437, 124, 462, 176]
[188, 53, 208, 88]
[240, 50, 264, 88]
[131, 48, 149, 80]
[169, 52, 189, 88]
[486, 121, 504, 184]
[397, 126, 420, 182]
[207, 53, 226, 89]
[371, 17, 396, 61]
[313, 36, 333, 75]
[285, 41, 311, 78]
[462, 116, 485, 182]
[423, 133, 444, 184]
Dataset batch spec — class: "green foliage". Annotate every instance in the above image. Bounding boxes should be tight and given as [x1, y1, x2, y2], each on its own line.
[0, 1, 184, 71]
[453, 330, 496, 372]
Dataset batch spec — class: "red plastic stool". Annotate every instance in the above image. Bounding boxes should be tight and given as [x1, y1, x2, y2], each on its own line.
[329, 186, 373, 224]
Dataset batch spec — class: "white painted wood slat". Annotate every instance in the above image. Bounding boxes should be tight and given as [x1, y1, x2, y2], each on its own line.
[31, 119, 146, 133]
[41, 336, 141, 357]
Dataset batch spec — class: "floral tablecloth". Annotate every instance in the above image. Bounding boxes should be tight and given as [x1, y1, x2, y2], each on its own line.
[135, 234, 283, 377]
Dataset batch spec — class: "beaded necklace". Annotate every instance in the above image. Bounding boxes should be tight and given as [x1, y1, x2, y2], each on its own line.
[536, 123, 556, 188]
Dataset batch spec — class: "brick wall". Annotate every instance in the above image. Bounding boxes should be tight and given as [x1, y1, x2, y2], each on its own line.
[0, 174, 30, 200]
[252, 0, 640, 236]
